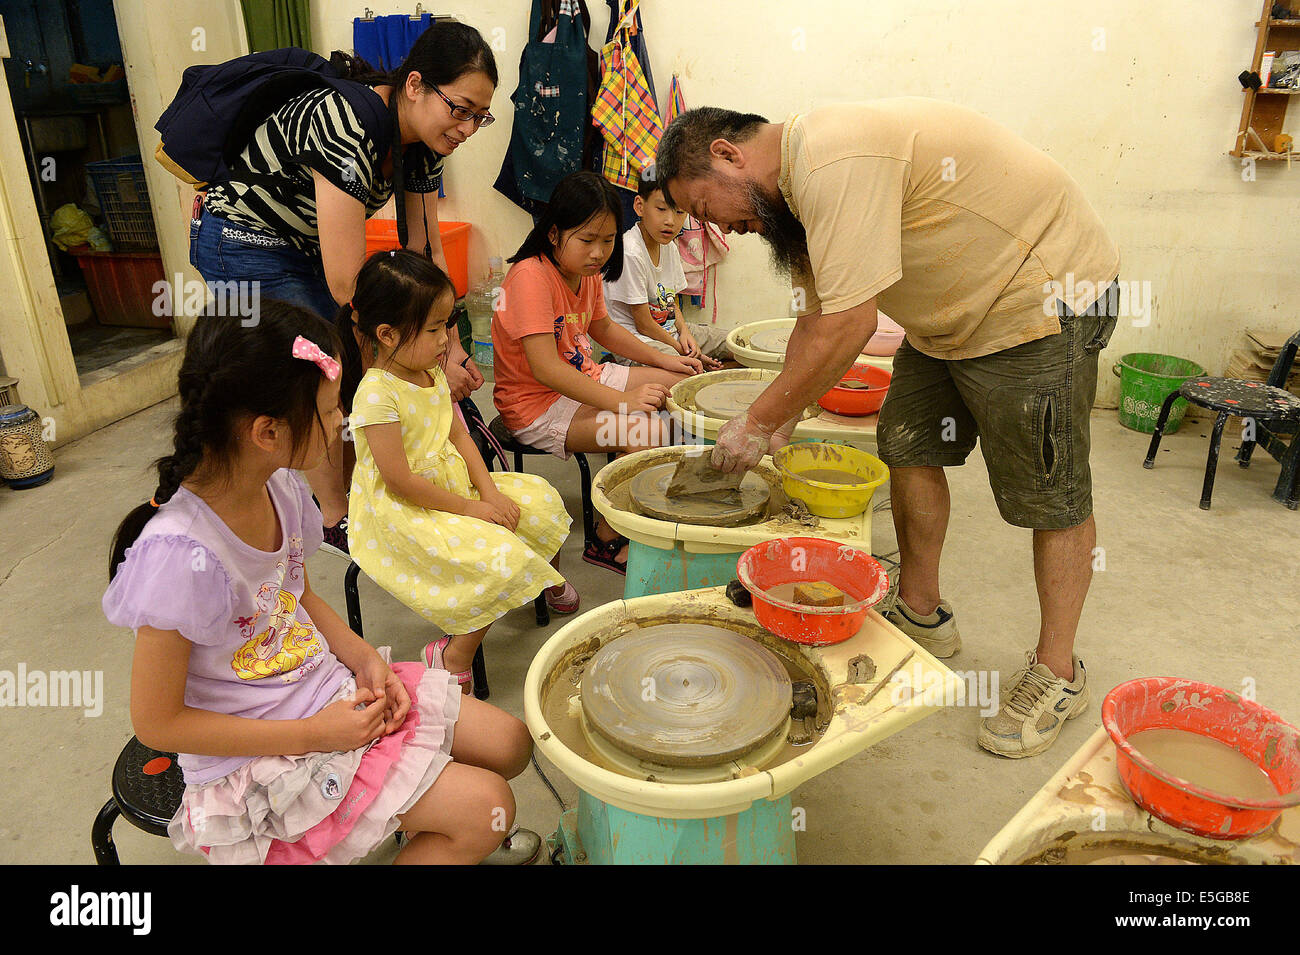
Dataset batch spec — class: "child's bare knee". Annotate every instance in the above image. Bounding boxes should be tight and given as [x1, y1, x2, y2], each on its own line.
[502, 716, 533, 779]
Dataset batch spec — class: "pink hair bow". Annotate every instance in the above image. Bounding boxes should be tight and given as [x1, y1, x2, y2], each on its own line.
[291, 336, 340, 381]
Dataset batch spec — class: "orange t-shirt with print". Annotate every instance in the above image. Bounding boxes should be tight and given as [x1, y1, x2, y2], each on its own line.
[492, 255, 609, 431]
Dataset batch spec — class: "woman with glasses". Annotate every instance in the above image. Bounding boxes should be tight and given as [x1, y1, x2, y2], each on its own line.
[189, 21, 499, 554]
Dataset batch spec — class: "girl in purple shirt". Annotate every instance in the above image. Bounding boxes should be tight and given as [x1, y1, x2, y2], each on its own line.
[103, 303, 536, 864]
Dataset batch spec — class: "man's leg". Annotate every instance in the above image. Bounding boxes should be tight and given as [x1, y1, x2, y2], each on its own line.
[890, 465, 950, 617]
[1032, 515, 1095, 681]
[875, 340, 973, 658]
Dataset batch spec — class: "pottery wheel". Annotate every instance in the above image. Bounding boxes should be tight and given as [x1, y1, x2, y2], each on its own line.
[693, 380, 770, 420]
[749, 327, 792, 354]
[581, 624, 792, 766]
[628, 462, 770, 526]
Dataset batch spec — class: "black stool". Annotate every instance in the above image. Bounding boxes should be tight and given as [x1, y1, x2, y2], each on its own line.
[485, 416, 615, 554]
[345, 561, 491, 700]
[92, 737, 185, 864]
[1144, 375, 1300, 509]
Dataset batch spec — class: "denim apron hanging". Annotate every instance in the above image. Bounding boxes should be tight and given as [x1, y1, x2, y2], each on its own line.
[494, 0, 590, 211]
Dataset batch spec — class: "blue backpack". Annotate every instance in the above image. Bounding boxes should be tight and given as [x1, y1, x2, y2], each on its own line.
[153, 48, 394, 191]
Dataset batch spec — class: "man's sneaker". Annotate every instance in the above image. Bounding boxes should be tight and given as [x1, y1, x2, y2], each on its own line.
[321, 517, 350, 558]
[879, 593, 961, 658]
[978, 651, 1088, 759]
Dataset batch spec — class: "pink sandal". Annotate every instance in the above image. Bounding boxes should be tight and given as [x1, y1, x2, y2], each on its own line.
[545, 581, 580, 615]
[423, 636, 472, 687]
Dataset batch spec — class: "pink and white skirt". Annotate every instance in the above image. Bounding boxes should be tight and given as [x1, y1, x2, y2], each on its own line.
[168, 650, 460, 864]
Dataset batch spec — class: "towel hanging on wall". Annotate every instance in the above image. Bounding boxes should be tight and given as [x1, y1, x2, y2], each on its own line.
[352, 13, 434, 71]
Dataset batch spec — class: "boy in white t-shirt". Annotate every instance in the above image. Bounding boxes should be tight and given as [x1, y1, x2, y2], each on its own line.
[604, 177, 731, 368]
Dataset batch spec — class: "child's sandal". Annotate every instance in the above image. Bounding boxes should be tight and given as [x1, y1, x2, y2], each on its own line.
[545, 581, 580, 615]
[582, 537, 627, 576]
[423, 636, 472, 687]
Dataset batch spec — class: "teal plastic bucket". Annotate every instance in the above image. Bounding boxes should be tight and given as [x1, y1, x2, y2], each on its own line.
[1112, 353, 1206, 434]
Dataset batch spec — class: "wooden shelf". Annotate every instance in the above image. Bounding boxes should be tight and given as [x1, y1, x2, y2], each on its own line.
[1236, 0, 1299, 155]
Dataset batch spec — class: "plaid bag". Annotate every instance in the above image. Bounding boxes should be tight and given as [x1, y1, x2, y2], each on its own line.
[592, 0, 662, 189]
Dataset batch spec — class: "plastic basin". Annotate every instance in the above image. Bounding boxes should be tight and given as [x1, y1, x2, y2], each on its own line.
[819, 364, 891, 416]
[364, 218, 471, 298]
[1112, 353, 1206, 435]
[863, 313, 904, 356]
[773, 443, 888, 519]
[1102, 677, 1300, 839]
[736, 537, 889, 646]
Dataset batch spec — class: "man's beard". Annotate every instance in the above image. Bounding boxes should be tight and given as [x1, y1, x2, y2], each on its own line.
[745, 180, 810, 276]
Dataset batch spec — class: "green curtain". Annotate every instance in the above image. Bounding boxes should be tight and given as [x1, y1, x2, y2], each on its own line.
[241, 0, 312, 52]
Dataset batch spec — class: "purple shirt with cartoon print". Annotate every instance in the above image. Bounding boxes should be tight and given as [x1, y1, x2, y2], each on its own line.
[103, 469, 349, 784]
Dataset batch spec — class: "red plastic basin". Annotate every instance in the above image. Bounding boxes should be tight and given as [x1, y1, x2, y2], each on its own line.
[818, 364, 892, 416]
[736, 536, 890, 646]
[1102, 677, 1300, 839]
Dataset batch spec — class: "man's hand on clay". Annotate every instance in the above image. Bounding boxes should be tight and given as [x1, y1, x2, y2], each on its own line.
[711, 413, 772, 474]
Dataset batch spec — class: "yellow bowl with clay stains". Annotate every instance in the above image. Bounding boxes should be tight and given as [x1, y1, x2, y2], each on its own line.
[774, 443, 889, 520]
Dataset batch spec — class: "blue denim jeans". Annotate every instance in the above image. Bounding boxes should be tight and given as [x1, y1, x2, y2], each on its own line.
[189, 206, 338, 321]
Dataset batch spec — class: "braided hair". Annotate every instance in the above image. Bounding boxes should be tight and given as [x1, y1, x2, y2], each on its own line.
[109, 302, 342, 580]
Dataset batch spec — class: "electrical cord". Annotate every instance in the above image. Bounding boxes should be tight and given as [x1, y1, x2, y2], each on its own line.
[533, 752, 567, 812]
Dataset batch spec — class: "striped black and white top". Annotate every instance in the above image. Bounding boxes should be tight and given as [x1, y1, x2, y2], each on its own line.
[204, 86, 444, 256]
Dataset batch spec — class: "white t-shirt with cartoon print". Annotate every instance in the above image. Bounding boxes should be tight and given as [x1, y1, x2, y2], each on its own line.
[604, 224, 688, 345]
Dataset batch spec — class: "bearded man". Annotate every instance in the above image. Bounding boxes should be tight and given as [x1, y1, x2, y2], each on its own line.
[657, 99, 1120, 758]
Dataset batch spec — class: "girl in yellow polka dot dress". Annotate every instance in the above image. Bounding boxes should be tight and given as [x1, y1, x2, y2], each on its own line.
[341, 251, 575, 692]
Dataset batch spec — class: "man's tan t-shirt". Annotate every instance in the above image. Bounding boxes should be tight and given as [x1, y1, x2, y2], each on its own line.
[780, 99, 1120, 360]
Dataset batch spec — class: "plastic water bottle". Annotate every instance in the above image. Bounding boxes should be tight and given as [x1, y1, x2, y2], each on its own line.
[465, 265, 497, 370]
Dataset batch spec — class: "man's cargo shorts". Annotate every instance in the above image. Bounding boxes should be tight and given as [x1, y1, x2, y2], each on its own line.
[876, 281, 1120, 530]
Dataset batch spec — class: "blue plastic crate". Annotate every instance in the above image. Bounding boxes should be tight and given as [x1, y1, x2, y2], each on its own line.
[86, 156, 157, 251]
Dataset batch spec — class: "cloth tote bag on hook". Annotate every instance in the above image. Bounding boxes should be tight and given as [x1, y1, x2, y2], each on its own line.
[495, 0, 590, 205]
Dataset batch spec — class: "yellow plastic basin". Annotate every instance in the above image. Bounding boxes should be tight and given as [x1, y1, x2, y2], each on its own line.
[774, 443, 889, 519]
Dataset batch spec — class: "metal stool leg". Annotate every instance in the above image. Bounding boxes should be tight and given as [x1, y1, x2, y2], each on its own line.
[1273, 429, 1300, 509]
[534, 591, 550, 626]
[92, 799, 121, 865]
[344, 562, 364, 637]
[1236, 416, 1259, 469]
[1200, 412, 1230, 510]
[472, 645, 489, 700]
[514, 451, 524, 473]
[575, 452, 596, 549]
[1143, 391, 1184, 469]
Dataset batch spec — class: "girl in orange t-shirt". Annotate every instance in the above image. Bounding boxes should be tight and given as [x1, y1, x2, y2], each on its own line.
[492, 171, 703, 573]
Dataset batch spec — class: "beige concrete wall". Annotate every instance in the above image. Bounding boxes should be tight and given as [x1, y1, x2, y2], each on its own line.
[313, 0, 1299, 406]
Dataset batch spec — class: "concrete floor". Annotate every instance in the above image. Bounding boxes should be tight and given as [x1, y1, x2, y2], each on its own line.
[2, 384, 1297, 865]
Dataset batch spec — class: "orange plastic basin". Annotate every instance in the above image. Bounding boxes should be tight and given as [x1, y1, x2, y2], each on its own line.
[364, 219, 471, 297]
[1102, 677, 1300, 839]
[818, 363, 891, 416]
[736, 536, 889, 646]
